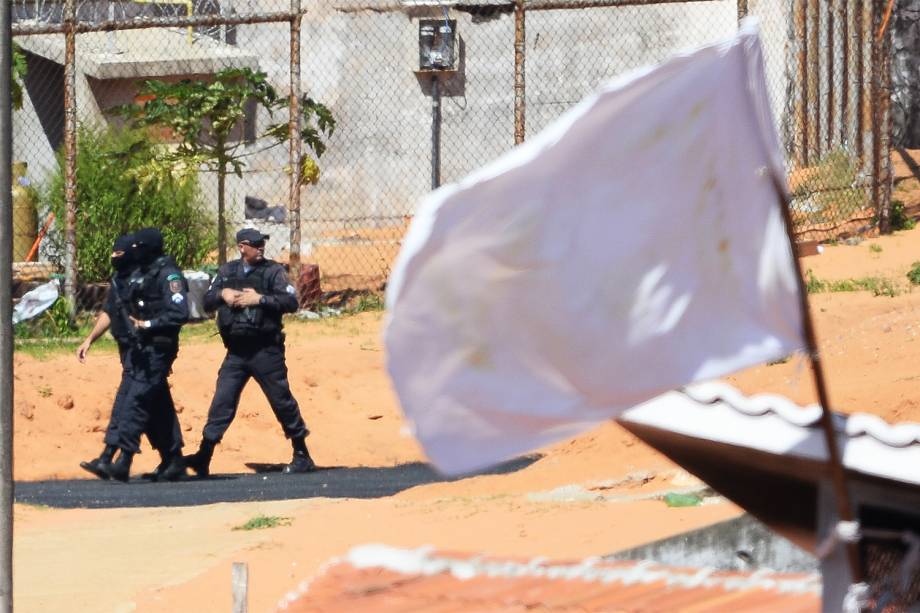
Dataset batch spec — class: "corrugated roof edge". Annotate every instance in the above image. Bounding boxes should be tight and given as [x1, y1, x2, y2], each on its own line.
[682, 381, 920, 449]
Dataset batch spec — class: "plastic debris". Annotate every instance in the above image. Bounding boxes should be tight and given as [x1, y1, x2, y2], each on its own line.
[663, 492, 703, 507]
[12, 279, 59, 324]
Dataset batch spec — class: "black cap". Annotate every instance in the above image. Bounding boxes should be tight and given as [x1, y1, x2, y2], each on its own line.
[236, 228, 270, 245]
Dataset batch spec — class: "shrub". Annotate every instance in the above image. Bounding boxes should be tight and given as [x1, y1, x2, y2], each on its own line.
[889, 199, 917, 232]
[44, 125, 216, 283]
[908, 262, 920, 286]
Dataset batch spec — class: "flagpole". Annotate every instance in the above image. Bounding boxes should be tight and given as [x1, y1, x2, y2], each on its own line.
[770, 171, 863, 584]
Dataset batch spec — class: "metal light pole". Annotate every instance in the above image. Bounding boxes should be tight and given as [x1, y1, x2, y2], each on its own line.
[0, 0, 14, 607]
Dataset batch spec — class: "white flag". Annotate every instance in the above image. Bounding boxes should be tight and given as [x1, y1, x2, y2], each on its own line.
[385, 19, 804, 475]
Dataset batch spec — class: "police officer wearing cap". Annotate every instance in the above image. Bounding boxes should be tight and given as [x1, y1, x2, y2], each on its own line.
[105, 227, 189, 482]
[185, 228, 315, 476]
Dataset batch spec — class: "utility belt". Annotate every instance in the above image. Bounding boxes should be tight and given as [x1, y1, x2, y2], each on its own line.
[140, 332, 179, 351]
[223, 331, 285, 352]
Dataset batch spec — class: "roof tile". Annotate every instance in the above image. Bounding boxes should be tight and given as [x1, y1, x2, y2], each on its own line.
[277, 545, 821, 612]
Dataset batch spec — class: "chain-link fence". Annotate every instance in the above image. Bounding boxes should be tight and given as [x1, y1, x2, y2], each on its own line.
[8, 0, 906, 314]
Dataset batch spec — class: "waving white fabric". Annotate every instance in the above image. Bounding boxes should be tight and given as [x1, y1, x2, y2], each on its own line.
[385, 19, 804, 475]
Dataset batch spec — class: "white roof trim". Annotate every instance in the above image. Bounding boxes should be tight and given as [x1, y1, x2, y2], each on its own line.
[620, 381, 920, 486]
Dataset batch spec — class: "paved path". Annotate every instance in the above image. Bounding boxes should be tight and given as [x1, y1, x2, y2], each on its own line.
[14, 457, 537, 509]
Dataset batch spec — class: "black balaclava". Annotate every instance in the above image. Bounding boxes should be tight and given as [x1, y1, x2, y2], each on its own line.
[112, 233, 135, 276]
[132, 227, 164, 267]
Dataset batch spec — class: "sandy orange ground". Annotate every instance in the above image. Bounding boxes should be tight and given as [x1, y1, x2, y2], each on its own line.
[12, 223, 920, 612]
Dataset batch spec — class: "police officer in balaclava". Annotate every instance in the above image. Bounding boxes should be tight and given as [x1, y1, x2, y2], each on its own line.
[103, 227, 190, 482]
[77, 233, 138, 478]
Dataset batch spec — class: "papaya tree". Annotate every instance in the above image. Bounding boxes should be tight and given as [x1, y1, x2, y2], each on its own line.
[113, 67, 334, 263]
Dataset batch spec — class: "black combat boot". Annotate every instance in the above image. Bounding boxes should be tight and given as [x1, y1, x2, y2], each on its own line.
[184, 439, 216, 478]
[106, 449, 134, 483]
[146, 450, 187, 482]
[282, 437, 316, 474]
[157, 452, 187, 482]
[79, 445, 117, 481]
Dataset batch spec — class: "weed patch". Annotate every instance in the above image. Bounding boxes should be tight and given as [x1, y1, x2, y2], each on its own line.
[232, 515, 292, 531]
[346, 292, 384, 314]
[805, 271, 899, 297]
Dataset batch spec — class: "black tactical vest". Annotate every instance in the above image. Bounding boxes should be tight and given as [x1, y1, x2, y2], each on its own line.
[129, 256, 169, 320]
[107, 273, 135, 344]
[216, 262, 280, 341]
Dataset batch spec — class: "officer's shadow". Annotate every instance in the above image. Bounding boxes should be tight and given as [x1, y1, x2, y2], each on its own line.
[196, 454, 544, 501]
[242, 455, 538, 479]
[244, 462, 319, 473]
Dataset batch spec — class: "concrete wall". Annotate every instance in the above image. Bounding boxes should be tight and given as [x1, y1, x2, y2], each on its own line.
[607, 514, 817, 573]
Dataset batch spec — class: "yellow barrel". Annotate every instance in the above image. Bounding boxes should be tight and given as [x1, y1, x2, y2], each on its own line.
[12, 161, 37, 262]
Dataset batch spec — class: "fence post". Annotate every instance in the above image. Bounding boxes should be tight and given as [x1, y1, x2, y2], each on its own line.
[874, 0, 893, 233]
[63, 0, 77, 315]
[794, 0, 809, 167]
[825, 0, 835, 152]
[860, 0, 873, 166]
[514, 0, 526, 145]
[806, 0, 820, 162]
[870, 0, 884, 232]
[0, 0, 13, 608]
[288, 0, 303, 282]
[431, 75, 441, 189]
[232, 562, 248, 613]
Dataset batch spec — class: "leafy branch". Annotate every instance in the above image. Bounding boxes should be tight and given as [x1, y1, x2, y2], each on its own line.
[111, 67, 335, 263]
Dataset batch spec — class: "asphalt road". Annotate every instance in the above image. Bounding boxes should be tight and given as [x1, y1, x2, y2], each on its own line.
[14, 457, 538, 509]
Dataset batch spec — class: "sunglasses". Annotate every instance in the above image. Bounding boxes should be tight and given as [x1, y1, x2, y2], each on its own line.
[242, 240, 265, 249]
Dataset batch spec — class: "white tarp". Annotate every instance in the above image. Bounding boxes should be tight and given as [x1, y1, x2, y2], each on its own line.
[384, 19, 805, 475]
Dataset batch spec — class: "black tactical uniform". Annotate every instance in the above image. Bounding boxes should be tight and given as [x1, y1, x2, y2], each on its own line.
[79, 233, 136, 480]
[185, 228, 314, 476]
[106, 228, 189, 482]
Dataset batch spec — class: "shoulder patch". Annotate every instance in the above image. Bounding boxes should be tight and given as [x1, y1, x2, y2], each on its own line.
[167, 273, 182, 281]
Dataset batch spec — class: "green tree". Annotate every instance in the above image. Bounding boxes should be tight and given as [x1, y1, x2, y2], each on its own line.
[112, 67, 335, 263]
[45, 125, 215, 283]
